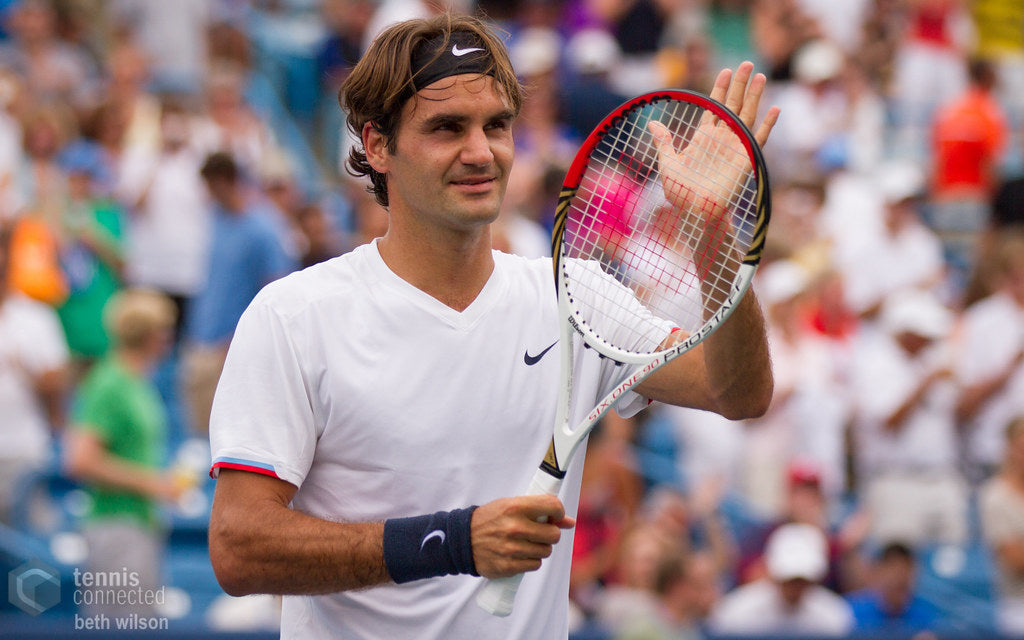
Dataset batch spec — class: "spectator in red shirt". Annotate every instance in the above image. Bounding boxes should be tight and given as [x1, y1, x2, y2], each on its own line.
[930, 57, 1009, 291]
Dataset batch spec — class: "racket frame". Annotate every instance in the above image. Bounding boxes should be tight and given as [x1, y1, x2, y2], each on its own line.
[477, 89, 770, 617]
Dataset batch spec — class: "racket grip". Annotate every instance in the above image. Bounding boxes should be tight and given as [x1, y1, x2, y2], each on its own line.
[476, 468, 563, 617]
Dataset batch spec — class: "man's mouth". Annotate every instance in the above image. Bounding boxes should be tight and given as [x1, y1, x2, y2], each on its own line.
[451, 176, 494, 186]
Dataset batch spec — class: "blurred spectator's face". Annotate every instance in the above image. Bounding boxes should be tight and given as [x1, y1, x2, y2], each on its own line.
[204, 176, 236, 207]
[12, 2, 55, 44]
[67, 172, 92, 200]
[96, 107, 128, 149]
[884, 199, 918, 233]
[209, 85, 242, 121]
[895, 331, 931, 355]
[24, 119, 60, 159]
[778, 577, 811, 608]
[686, 554, 721, 619]
[786, 483, 824, 523]
[619, 531, 663, 589]
[161, 113, 190, 148]
[876, 556, 914, 613]
[650, 495, 689, 539]
[109, 46, 149, 89]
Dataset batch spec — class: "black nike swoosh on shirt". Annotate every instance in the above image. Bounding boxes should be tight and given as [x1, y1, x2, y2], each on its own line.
[524, 341, 558, 366]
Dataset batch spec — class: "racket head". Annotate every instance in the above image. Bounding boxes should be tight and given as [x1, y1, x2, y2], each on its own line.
[552, 90, 770, 365]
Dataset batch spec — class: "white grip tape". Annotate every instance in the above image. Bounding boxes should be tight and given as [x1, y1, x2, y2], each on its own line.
[476, 469, 563, 616]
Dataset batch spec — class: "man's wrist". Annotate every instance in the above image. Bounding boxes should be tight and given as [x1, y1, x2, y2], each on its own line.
[382, 506, 479, 583]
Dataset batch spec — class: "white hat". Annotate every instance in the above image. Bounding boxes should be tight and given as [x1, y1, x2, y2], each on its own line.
[877, 160, 925, 204]
[565, 28, 621, 75]
[757, 260, 810, 306]
[510, 27, 562, 77]
[765, 523, 828, 582]
[880, 289, 954, 339]
[793, 39, 844, 84]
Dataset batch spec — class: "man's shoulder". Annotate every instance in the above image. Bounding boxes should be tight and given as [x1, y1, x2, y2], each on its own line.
[251, 247, 367, 314]
[493, 249, 550, 272]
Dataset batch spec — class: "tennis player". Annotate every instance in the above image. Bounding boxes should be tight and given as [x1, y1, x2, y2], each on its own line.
[208, 14, 775, 640]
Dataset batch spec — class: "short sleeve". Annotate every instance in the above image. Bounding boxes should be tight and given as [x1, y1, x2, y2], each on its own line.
[209, 293, 318, 488]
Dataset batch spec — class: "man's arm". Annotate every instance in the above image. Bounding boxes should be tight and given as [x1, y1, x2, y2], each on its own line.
[635, 291, 773, 419]
[64, 428, 183, 502]
[635, 62, 777, 419]
[209, 469, 575, 596]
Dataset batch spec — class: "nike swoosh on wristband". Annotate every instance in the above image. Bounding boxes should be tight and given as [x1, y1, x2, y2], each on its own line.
[451, 44, 484, 57]
[524, 341, 558, 366]
[421, 530, 446, 550]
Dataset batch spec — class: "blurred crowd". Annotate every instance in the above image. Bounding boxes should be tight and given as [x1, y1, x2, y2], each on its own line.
[1, 0, 1024, 638]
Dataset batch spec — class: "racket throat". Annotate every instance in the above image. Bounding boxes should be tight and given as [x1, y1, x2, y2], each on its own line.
[539, 439, 567, 479]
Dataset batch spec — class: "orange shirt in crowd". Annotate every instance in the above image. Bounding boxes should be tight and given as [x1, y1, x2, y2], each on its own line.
[932, 87, 1008, 199]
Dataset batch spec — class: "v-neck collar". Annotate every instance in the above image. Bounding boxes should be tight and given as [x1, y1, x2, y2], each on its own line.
[362, 239, 506, 330]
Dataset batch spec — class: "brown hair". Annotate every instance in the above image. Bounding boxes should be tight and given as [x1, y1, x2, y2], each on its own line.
[339, 14, 522, 207]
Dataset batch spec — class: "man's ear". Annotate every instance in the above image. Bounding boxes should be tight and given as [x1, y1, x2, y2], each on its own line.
[363, 122, 389, 174]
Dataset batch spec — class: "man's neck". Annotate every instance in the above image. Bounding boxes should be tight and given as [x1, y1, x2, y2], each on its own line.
[376, 224, 495, 313]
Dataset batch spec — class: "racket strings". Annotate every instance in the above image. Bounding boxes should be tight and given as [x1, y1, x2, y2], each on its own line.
[562, 97, 759, 356]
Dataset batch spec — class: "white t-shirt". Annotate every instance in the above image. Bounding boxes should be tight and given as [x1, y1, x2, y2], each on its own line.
[954, 291, 1024, 467]
[117, 146, 210, 295]
[851, 326, 958, 473]
[0, 294, 69, 464]
[839, 221, 944, 314]
[209, 242, 653, 640]
[708, 579, 854, 637]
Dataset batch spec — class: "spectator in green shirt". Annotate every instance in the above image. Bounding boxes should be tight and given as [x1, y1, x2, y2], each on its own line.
[64, 288, 187, 617]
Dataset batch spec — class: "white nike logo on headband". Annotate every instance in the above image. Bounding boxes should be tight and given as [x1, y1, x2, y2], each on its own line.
[451, 44, 484, 56]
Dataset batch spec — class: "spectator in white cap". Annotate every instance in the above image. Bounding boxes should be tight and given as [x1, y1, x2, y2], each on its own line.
[561, 28, 628, 139]
[708, 523, 854, 636]
[838, 160, 947, 319]
[763, 38, 850, 183]
[849, 288, 968, 546]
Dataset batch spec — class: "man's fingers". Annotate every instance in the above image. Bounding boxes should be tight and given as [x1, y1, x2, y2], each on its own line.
[754, 105, 781, 148]
[471, 495, 575, 578]
[518, 494, 567, 524]
[648, 120, 672, 149]
[648, 121, 678, 174]
[707, 66, 732, 105]
[552, 515, 576, 529]
[724, 61, 754, 114]
[736, 71, 767, 128]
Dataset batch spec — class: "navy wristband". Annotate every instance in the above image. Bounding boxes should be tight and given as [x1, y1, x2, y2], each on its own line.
[383, 506, 479, 584]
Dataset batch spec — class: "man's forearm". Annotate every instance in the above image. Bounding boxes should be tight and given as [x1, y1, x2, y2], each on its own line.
[209, 472, 389, 596]
[701, 291, 773, 419]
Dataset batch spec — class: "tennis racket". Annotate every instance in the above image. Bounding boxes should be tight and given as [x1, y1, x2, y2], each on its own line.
[476, 86, 771, 616]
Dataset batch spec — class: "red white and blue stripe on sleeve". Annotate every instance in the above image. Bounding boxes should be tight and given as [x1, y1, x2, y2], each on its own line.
[209, 457, 280, 479]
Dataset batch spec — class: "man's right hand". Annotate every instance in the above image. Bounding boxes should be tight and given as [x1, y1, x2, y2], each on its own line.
[469, 495, 576, 578]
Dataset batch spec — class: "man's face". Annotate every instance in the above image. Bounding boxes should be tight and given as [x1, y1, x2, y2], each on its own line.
[371, 74, 515, 234]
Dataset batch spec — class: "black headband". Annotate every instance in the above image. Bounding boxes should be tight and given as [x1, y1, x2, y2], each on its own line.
[411, 31, 494, 92]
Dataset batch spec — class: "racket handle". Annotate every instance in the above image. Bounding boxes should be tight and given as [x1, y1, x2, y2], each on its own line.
[476, 468, 563, 617]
